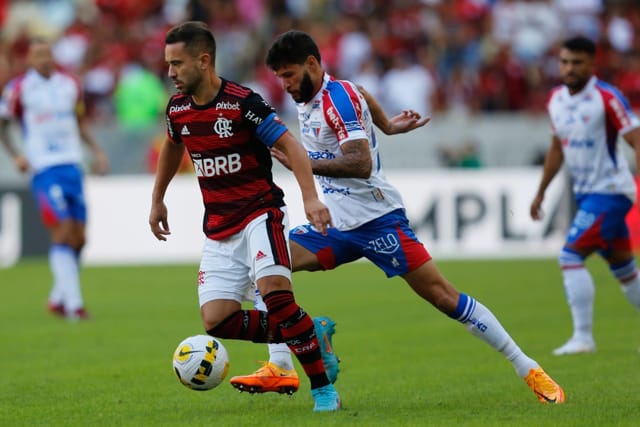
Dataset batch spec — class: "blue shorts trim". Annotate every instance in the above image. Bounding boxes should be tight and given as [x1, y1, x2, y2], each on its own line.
[290, 209, 431, 277]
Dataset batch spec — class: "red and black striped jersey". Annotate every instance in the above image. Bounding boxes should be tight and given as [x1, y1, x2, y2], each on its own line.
[165, 78, 289, 240]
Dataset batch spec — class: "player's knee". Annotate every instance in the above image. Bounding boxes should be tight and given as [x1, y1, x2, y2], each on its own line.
[430, 284, 459, 313]
[558, 247, 585, 269]
[201, 313, 224, 332]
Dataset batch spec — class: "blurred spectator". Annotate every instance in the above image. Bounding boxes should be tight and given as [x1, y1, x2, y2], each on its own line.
[552, 0, 603, 41]
[615, 51, 640, 111]
[379, 50, 437, 117]
[1, 0, 639, 174]
[113, 61, 166, 130]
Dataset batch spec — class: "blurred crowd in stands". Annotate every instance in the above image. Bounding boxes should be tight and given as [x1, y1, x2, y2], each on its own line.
[1, 0, 639, 121]
[0, 0, 638, 171]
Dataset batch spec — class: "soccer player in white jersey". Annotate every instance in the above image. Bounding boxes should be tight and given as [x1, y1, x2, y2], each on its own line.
[230, 30, 565, 404]
[530, 36, 640, 356]
[0, 39, 109, 320]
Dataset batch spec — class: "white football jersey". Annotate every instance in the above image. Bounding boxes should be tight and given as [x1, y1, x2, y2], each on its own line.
[296, 73, 404, 230]
[8, 68, 84, 172]
[547, 76, 640, 200]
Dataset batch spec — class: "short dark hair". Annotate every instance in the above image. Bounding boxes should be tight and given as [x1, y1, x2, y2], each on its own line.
[165, 21, 216, 60]
[562, 36, 596, 56]
[266, 30, 321, 70]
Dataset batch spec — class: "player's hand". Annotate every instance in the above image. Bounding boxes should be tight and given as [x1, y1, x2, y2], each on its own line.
[149, 201, 171, 241]
[386, 110, 430, 135]
[92, 149, 110, 175]
[270, 147, 292, 170]
[14, 154, 29, 173]
[530, 195, 544, 220]
[304, 198, 332, 236]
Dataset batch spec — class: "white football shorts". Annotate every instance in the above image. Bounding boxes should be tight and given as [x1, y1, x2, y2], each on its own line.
[197, 207, 292, 306]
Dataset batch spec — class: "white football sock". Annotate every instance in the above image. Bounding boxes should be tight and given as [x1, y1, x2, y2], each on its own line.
[621, 279, 640, 311]
[610, 260, 640, 311]
[253, 289, 294, 370]
[50, 244, 84, 312]
[561, 267, 595, 342]
[455, 295, 538, 378]
[48, 246, 64, 305]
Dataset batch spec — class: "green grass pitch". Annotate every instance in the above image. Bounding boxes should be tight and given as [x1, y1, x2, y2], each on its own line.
[1, 258, 639, 426]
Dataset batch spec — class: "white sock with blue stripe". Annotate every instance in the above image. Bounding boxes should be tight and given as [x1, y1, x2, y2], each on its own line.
[450, 293, 538, 378]
[611, 259, 640, 311]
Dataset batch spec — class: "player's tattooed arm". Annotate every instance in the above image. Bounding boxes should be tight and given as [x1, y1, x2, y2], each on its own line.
[310, 138, 372, 179]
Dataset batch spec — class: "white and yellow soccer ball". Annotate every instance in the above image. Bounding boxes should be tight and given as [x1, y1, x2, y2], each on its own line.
[172, 335, 230, 391]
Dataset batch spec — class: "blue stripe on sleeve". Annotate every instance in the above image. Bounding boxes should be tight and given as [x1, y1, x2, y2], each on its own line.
[326, 81, 358, 123]
[255, 112, 288, 147]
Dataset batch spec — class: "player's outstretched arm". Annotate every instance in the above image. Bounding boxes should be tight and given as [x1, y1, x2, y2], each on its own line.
[150, 138, 185, 241]
[531, 135, 564, 220]
[357, 85, 430, 135]
[273, 131, 332, 235]
[623, 127, 640, 178]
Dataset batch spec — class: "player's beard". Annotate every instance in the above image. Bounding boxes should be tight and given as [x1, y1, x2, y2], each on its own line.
[563, 74, 589, 93]
[176, 71, 202, 95]
[294, 71, 315, 103]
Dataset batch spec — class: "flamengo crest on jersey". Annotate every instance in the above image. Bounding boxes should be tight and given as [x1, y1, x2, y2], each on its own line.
[8, 69, 84, 172]
[296, 73, 404, 231]
[548, 76, 640, 201]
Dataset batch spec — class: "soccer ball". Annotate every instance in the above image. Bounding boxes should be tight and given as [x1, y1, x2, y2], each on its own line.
[172, 335, 230, 391]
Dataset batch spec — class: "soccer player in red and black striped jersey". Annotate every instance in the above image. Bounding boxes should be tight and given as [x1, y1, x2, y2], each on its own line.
[148, 21, 340, 412]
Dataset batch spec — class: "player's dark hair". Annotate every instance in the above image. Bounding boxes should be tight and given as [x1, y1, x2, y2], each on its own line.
[266, 30, 321, 70]
[562, 36, 596, 56]
[165, 21, 216, 61]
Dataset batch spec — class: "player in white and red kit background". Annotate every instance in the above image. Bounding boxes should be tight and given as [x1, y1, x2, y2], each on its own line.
[0, 39, 109, 320]
[531, 36, 640, 355]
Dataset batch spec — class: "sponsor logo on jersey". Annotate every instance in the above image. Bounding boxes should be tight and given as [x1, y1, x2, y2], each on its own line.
[166, 115, 174, 138]
[193, 153, 241, 177]
[609, 97, 631, 128]
[565, 138, 595, 148]
[255, 250, 267, 261]
[169, 103, 191, 114]
[326, 106, 346, 140]
[244, 110, 263, 125]
[181, 125, 190, 135]
[308, 150, 335, 160]
[215, 101, 240, 110]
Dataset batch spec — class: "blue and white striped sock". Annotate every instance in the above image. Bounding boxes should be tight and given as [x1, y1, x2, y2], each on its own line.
[450, 293, 538, 378]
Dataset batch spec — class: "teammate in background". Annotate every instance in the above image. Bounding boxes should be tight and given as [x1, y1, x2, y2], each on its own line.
[230, 30, 565, 404]
[530, 36, 640, 356]
[148, 21, 340, 412]
[0, 39, 109, 320]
